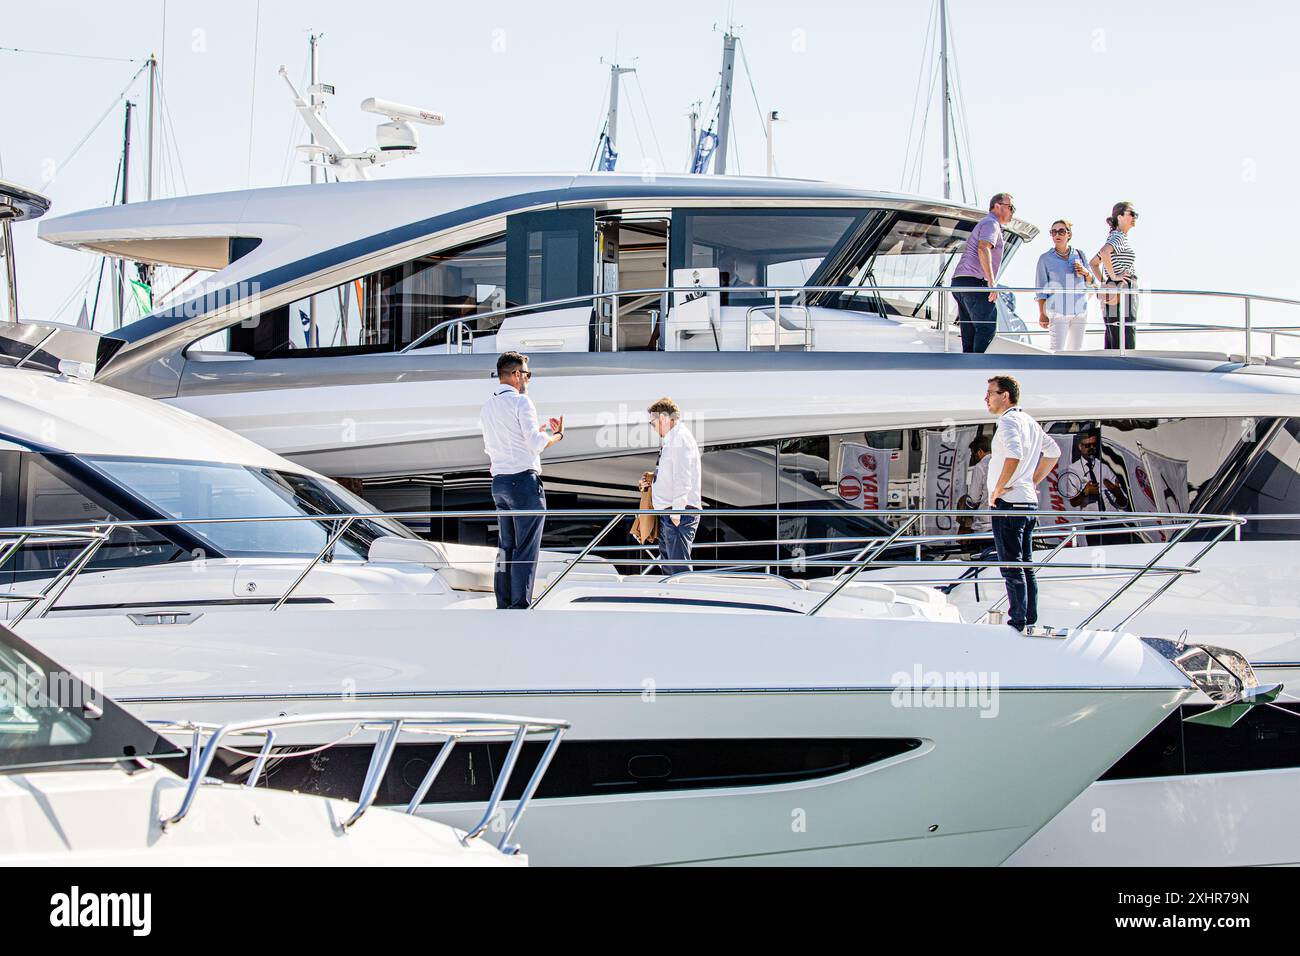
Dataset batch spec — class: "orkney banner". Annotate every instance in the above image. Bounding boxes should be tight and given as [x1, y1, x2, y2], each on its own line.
[838, 442, 892, 513]
[921, 427, 976, 536]
[1036, 432, 1079, 542]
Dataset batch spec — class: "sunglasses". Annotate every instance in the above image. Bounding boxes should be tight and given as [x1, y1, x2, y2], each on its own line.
[1049, 228, 1070, 236]
[999, 201, 1017, 214]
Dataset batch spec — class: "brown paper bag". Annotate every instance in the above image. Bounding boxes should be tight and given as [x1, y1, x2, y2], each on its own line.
[631, 472, 659, 544]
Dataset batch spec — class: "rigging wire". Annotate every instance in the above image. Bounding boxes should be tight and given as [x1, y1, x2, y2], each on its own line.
[279, 53, 311, 185]
[45, 60, 149, 191]
[623, 90, 648, 168]
[0, 45, 143, 63]
[156, 76, 190, 195]
[630, 72, 667, 171]
[900, 0, 939, 191]
[905, 58, 942, 194]
[48, 258, 99, 324]
[586, 73, 611, 171]
[736, 38, 774, 174]
[245, 0, 263, 187]
[947, 11, 979, 202]
[89, 152, 124, 330]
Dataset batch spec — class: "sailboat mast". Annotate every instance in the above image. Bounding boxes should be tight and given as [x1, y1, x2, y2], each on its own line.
[307, 32, 320, 345]
[939, 0, 951, 200]
[114, 100, 133, 329]
[713, 31, 736, 175]
[146, 54, 157, 201]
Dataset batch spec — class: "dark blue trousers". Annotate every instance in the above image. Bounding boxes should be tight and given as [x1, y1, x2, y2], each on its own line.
[658, 511, 700, 575]
[953, 275, 997, 353]
[991, 500, 1037, 629]
[491, 471, 546, 609]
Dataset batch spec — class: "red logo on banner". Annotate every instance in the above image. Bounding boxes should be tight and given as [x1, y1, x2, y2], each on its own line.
[838, 476, 862, 501]
[1136, 465, 1153, 501]
[859, 453, 876, 470]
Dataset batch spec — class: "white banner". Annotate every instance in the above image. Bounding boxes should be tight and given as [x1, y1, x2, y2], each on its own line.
[838, 443, 892, 513]
[1142, 448, 1189, 515]
[1036, 433, 1079, 540]
[1109, 441, 1165, 541]
[921, 427, 976, 535]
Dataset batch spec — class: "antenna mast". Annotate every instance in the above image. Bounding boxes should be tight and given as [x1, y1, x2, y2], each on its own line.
[595, 61, 635, 171]
[713, 30, 737, 175]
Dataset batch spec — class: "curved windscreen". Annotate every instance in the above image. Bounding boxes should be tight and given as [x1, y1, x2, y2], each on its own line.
[84, 458, 416, 560]
[0, 622, 179, 773]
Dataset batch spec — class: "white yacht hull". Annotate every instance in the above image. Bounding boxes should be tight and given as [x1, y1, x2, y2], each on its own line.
[19, 607, 1191, 867]
[1, 767, 525, 867]
[1006, 768, 1300, 867]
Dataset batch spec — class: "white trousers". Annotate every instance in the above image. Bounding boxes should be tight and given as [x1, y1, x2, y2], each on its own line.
[1047, 311, 1087, 351]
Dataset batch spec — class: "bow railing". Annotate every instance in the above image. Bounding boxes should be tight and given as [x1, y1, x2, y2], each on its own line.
[0, 507, 1252, 632]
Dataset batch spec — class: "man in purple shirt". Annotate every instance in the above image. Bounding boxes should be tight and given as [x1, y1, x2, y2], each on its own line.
[951, 193, 1015, 353]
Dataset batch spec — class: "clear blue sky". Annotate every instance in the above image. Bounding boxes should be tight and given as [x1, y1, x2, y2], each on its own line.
[4, 0, 1298, 328]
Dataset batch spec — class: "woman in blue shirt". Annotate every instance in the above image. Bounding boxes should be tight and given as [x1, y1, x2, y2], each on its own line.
[1034, 219, 1094, 352]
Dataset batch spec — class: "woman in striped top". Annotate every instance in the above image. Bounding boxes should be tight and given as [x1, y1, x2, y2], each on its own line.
[1090, 201, 1139, 350]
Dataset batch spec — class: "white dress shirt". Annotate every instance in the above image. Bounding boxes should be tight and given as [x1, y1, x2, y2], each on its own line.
[988, 408, 1061, 504]
[651, 422, 703, 511]
[480, 384, 551, 476]
[1062, 454, 1127, 512]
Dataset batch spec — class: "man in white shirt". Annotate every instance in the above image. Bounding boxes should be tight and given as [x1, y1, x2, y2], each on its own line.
[479, 351, 564, 608]
[1061, 429, 1129, 513]
[641, 397, 702, 573]
[984, 375, 1061, 631]
[959, 434, 993, 541]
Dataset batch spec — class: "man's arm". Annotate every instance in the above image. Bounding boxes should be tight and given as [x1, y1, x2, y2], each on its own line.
[991, 457, 1019, 504]
[1032, 454, 1058, 485]
[978, 242, 998, 302]
[1032, 436, 1062, 485]
[518, 398, 562, 453]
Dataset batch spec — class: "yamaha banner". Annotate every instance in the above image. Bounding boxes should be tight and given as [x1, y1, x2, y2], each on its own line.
[838, 442, 891, 512]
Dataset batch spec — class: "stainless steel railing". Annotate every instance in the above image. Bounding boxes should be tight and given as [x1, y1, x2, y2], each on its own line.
[0, 507, 1246, 632]
[150, 710, 568, 853]
[398, 281, 1300, 362]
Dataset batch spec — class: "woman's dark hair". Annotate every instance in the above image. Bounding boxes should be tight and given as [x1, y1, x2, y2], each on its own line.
[1106, 201, 1136, 230]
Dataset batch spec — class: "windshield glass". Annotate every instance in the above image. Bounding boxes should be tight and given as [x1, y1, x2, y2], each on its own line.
[84, 458, 415, 560]
[0, 623, 179, 773]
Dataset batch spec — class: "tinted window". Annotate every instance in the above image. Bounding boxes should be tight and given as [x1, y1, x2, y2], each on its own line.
[228, 234, 506, 357]
[674, 209, 864, 304]
[0, 622, 179, 773]
[17, 456, 185, 575]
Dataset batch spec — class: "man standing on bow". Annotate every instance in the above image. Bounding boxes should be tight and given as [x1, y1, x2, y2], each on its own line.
[480, 351, 564, 608]
[952, 193, 1016, 353]
[641, 397, 702, 574]
[984, 375, 1061, 631]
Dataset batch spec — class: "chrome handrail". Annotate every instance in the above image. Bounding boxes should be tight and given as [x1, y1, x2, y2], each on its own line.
[0, 507, 1247, 630]
[397, 281, 1300, 360]
[150, 710, 568, 853]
